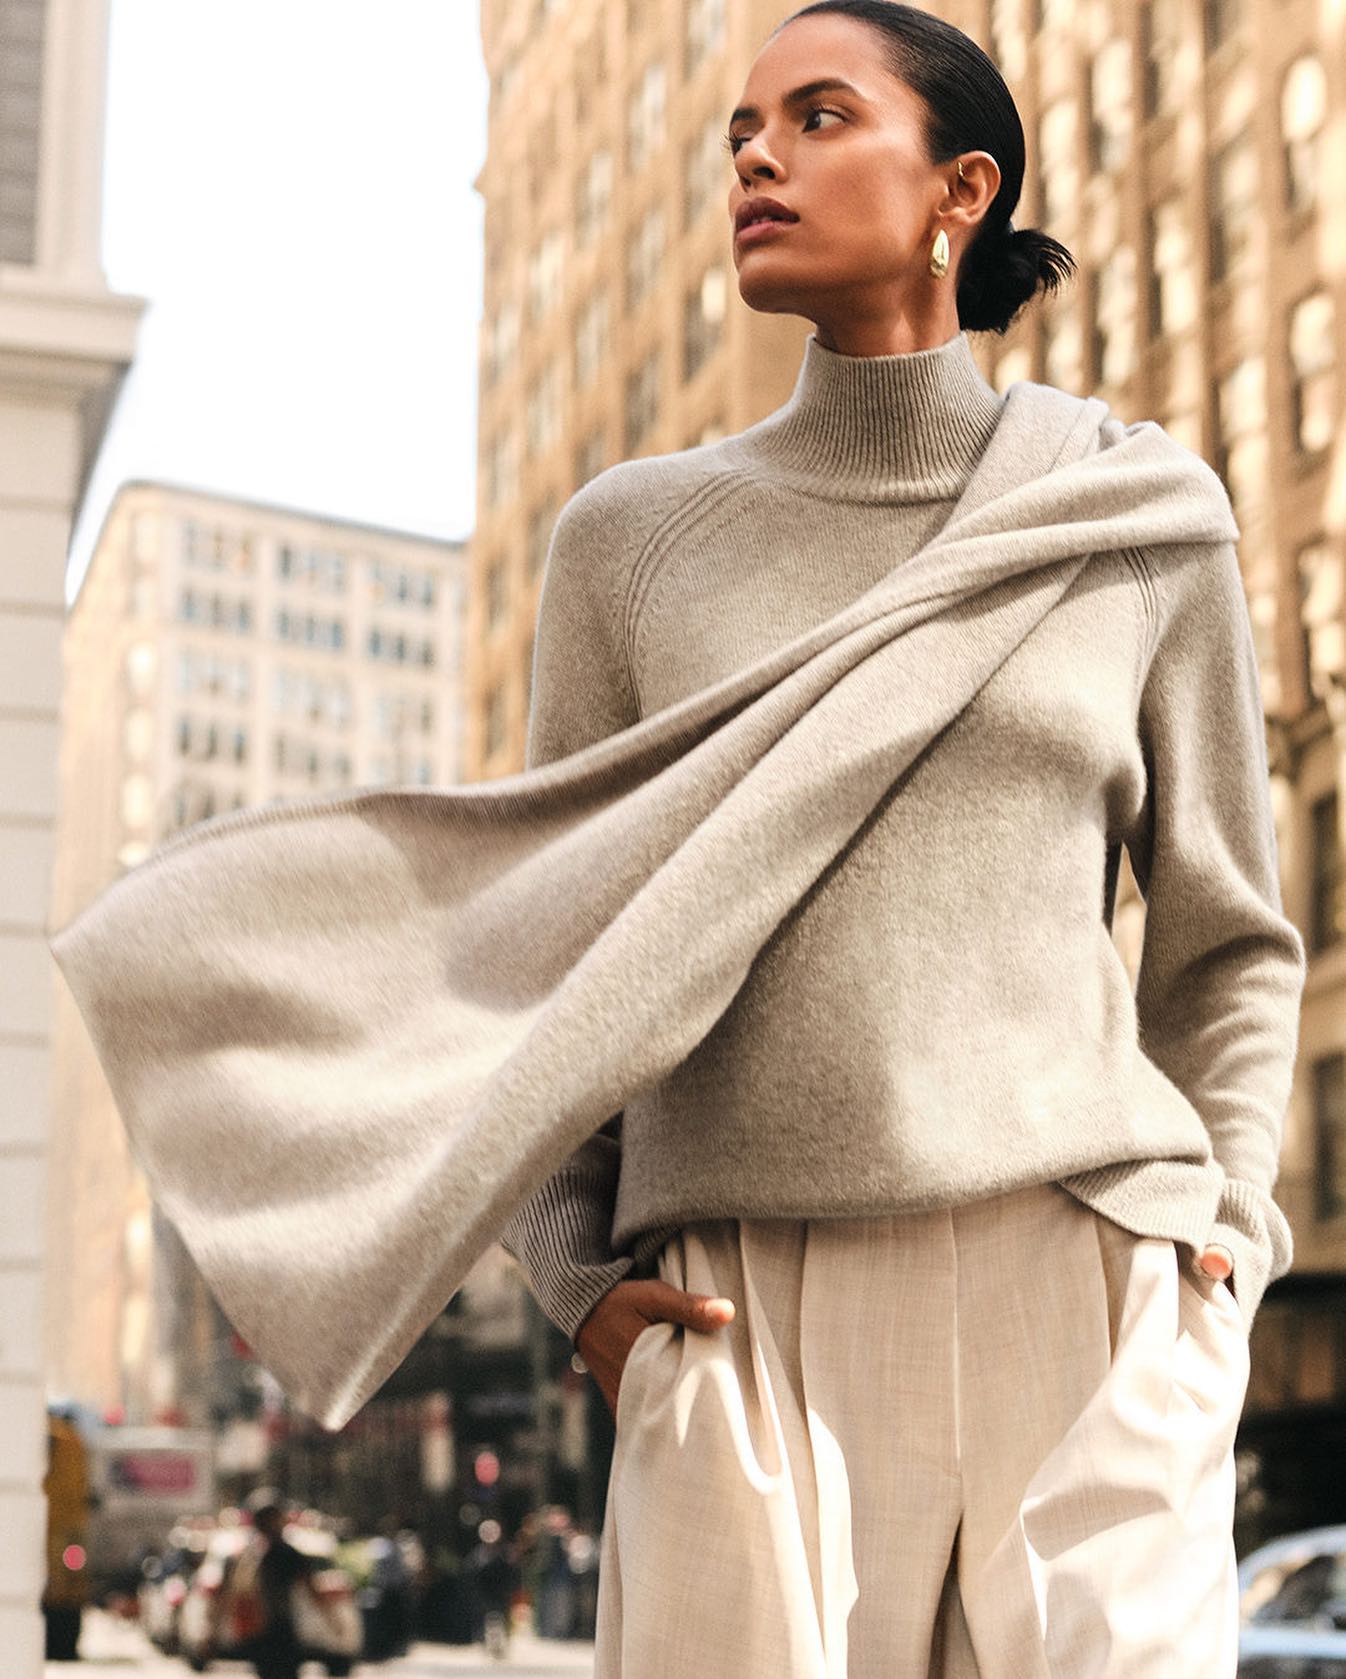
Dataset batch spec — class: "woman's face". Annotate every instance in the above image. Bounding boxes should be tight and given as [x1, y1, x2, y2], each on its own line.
[724, 14, 1000, 353]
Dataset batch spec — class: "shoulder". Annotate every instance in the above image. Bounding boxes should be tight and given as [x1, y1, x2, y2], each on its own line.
[544, 444, 747, 607]
[557, 443, 739, 547]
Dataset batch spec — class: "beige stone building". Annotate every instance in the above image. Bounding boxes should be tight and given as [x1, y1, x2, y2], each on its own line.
[46, 481, 467, 1429]
[1, 0, 144, 1664]
[472, 0, 1345, 1535]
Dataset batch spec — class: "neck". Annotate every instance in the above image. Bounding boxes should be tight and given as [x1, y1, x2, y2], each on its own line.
[735, 329, 1007, 502]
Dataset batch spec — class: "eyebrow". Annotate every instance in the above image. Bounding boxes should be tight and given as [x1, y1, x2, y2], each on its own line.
[728, 77, 866, 128]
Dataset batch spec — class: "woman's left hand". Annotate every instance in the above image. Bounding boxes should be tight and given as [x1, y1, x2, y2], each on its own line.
[1197, 1242, 1235, 1282]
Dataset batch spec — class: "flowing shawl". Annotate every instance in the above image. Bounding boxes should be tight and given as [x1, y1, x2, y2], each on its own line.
[47, 380, 1240, 1429]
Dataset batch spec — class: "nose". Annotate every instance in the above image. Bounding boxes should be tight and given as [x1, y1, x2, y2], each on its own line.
[732, 129, 779, 185]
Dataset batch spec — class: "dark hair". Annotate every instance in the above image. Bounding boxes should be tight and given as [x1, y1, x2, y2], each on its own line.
[773, 0, 1076, 335]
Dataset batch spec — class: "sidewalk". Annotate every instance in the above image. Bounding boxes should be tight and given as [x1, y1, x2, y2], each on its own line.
[52, 1607, 596, 1676]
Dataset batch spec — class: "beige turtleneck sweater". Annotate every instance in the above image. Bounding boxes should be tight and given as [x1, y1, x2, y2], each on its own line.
[47, 329, 1303, 1428]
[499, 328, 1304, 1345]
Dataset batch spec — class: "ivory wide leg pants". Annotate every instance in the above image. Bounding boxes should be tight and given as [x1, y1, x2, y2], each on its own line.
[592, 1180, 1250, 1678]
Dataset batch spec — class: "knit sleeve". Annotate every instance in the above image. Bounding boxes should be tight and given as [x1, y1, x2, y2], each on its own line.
[497, 477, 642, 1346]
[1126, 537, 1307, 1328]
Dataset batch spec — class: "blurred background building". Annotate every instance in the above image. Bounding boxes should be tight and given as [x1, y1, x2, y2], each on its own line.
[469, 0, 1345, 1549]
[1, 0, 144, 1665]
[44, 481, 467, 1428]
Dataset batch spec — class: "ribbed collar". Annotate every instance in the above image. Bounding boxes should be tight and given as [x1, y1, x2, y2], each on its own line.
[734, 329, 1008, 502]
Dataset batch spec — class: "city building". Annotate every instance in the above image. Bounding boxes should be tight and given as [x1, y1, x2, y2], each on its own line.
[0, 0, 145, 1664]
[473, 0, 1345, 1544]
[46, 480, 468, 1433]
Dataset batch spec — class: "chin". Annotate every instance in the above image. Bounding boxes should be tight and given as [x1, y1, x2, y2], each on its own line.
[733, 269, 804, 316]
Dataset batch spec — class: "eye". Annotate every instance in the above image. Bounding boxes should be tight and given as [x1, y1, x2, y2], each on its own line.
[721, 105, 846, 157]
[803, 106, 846, 133]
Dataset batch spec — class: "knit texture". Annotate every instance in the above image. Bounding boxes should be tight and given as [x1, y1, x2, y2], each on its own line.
[45, 337, 1303, 1430]
[501, 330, 1304, 1346]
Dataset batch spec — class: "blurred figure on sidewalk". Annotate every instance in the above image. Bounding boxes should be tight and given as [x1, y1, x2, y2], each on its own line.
[469, 1517, 520, 1662]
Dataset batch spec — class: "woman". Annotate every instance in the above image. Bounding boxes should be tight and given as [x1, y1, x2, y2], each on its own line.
[500, 2, 1305, 1674]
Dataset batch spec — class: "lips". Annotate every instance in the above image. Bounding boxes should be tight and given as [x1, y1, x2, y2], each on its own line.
[735, 197, 799, 233]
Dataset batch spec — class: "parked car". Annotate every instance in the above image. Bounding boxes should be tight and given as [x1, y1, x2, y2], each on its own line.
[1239, 1523, 1346, 1676]
[176, 1516, 363, 1675]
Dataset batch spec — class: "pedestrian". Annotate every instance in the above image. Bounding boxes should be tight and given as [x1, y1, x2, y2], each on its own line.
[497, 3, 1305, 1675]
[469, 1519, 519, 1661]
[235, 1490, 340, 1679]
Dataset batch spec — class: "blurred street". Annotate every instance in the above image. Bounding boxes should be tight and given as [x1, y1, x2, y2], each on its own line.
[52, 1608, 595, 1679]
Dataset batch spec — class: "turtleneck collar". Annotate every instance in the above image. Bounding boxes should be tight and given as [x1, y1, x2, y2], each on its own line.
[732, 329, 1008, 503]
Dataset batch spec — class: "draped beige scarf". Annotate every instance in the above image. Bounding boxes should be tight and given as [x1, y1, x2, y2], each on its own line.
[47, 379, 1238, 1429]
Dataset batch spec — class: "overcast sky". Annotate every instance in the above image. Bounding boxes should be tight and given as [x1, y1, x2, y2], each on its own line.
[66, 0, 487, 603]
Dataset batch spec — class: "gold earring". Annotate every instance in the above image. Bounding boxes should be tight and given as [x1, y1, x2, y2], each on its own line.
[930, 160, 964, 278]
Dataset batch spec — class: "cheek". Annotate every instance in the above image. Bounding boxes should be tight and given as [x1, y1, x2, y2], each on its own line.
[807, 157, 919, 252]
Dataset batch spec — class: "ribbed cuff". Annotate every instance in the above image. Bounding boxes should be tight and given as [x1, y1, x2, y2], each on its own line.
[498, 1161, 632, 1344]
[1205, 1177, 1295, 1335]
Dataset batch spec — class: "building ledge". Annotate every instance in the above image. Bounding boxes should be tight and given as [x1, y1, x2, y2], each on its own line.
[0, 266, 145, 393]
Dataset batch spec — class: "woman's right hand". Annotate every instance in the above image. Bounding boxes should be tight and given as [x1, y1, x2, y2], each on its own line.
[575, 1279, 735, 1419]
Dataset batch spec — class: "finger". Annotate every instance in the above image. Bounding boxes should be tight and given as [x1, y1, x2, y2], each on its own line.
[638, 1279, 736, 1332]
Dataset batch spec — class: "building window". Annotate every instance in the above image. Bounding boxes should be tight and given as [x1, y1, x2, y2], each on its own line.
[1213, 357, 1266, 517]
[1038, 99, 1080, 232]
[686, 416, 726, 449]
[625, 351, 661, 455]
[684, 265, 727, 381]
[1299, 540, 1344, 704]
[485, 300, 520, 390]
[485, 429, 519, 509]
[526, 107, 558, 211]
[575, 289, 610, 390]
[0, 0, 46, 263]
[1213, 356, 1276, 704]
[685, 0, 725, 79]
[575, 429, 606, 487]
[1204, 0, 1243, 55]
[1209, 132, 1257, 288]
[988, 0, 1026, 81]
[1313, 1052, 1346, 1221]
[627, 60, 666, 174]
[1280, 55, 1325, 216]
[525, 357, 564, 460]
[1094, 245, 1137, 388]
[1147, 197, 1196, 340]
[484, 683, 507, 758]
[684, 115, 723, 230]
[573, 28, 607, 129]
[1043, 295, 1085, 393]
[485, 558, 508, 632]
[1142, 0, 1183, 119]
[527, 498, 558, 580]
[527, 228, 565, 326]
[575, 149, 613, 249]
[626, 203, 665, 311]
[1088, 39, 1131, 174]
[1288, 290, 1336, 457]
[1310, 789, 1344, 954]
